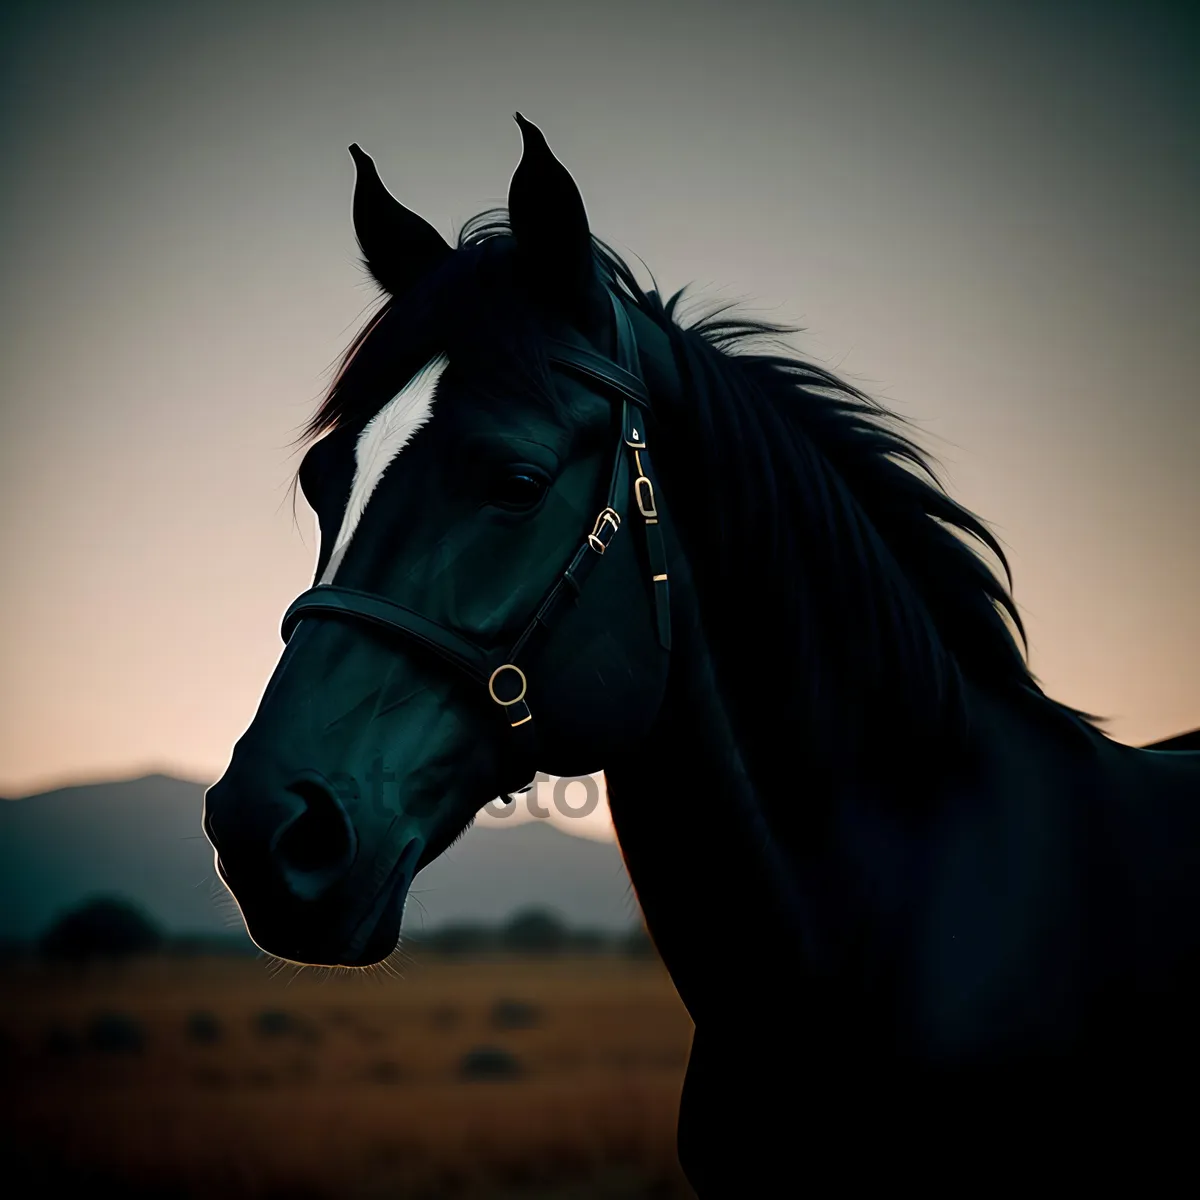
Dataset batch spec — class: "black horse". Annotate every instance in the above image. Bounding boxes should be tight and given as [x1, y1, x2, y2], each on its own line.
[204, 117, 1200, 1193]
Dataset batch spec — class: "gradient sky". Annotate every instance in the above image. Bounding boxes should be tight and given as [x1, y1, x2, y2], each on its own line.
[1, 0, 1196, 838]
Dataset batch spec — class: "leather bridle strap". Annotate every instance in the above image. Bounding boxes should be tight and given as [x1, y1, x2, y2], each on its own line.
[279, 289, 670, 776]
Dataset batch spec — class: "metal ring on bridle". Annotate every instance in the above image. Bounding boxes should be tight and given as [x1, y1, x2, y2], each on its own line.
[488, 663, 528, 707]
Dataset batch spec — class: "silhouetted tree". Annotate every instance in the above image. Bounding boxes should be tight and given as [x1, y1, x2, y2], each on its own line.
[460, 1045, 523, 1080]
[501, 907, 568, 955]
[419, 922, 497, 956]
[39, 897, 164, 963]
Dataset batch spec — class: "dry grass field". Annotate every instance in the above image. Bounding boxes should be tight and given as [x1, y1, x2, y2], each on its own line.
[0, 953, 698, 1199]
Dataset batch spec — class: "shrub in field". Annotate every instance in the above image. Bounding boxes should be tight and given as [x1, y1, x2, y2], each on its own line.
[254, 1010, 321, 1043]
[256, 1009, 296, 1037]
[459, 1045, 523, 1080]
[87, 1011, 144, 1054]
[491, 998, 541, 1030]
[39, 897, 164, 963]
[255, 1010, 295, 1036]
[186, 1011, 221, 1044]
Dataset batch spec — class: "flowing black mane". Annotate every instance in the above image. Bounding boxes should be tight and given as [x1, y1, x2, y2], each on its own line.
[304, 208, 1107, 797]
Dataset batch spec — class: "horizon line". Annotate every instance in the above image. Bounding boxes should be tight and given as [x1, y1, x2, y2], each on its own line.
[0, 764, 619, 843]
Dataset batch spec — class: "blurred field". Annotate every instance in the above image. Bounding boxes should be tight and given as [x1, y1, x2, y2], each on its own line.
[0, 953, 697, 1199]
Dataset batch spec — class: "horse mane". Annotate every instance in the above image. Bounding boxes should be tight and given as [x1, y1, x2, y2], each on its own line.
[303, 207, 1108, 791]
[586, 221, 1112, 786]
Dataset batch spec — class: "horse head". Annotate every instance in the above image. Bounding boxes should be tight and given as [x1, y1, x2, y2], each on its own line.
[202, 117, 680, 966]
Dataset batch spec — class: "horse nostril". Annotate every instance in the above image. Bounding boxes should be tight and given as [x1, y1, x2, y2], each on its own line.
[271, 775, 357, 897]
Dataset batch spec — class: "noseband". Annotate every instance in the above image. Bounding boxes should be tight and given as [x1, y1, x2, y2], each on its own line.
[279, 289, 671, 785]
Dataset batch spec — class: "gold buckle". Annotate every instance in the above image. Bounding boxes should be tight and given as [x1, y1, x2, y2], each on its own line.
[588, 507, 621, 554]
[487, 663, 527, 707]
[634, 476, 657, 519]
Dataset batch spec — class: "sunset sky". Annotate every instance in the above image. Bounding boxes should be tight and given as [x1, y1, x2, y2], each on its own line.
[1, 0, 1196, 839]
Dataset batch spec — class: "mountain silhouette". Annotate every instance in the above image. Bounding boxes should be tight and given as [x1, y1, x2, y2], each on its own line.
[0, 774, 640, 941]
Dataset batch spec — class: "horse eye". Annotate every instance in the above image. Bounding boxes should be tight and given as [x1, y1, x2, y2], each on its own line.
[490, 470, 548, 511]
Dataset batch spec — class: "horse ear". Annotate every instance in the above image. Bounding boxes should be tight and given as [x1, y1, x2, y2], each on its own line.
[508, 114, 609, 341]
[348, 143, 453, 297]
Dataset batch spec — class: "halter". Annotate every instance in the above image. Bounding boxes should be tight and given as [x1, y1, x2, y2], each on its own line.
[279, 288, 671, 783]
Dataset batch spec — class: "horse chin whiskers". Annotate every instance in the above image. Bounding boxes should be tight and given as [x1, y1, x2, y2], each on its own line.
[258, 935, 407, 979]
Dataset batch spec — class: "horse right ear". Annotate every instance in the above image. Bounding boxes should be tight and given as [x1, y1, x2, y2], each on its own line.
[348, 143, 453, 296]
[507, 114, 611, 347]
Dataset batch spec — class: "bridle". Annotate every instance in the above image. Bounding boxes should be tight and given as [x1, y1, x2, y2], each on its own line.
[279, 288, 672, 788]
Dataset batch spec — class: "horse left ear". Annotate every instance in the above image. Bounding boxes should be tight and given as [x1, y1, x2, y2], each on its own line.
[508, 114, 610, 342]
[349, 143, 453, 297]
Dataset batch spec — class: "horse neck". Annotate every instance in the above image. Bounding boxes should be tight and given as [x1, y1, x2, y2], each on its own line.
[602, 548, 819, 1023]
[600, 529, 961, 1030]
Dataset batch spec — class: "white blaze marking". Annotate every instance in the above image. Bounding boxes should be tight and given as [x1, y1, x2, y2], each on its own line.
[319, 354, 448, 584]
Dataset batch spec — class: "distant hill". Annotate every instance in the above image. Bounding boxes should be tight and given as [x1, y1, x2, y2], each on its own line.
[0, 774, 640, 942]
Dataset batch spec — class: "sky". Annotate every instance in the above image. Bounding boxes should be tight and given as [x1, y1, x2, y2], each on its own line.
[1, 0, 1196, 839]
